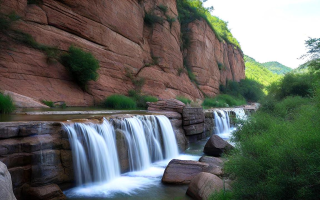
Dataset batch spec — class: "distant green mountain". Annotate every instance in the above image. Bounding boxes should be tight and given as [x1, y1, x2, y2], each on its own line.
[262, 61, 292, 75]
[245, 56, 281, 89]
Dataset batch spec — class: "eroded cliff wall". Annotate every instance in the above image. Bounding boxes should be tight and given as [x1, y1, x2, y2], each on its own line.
[0, 0, 245, 106]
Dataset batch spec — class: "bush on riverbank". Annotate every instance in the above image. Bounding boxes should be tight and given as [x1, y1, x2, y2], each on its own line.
[0, 93, 15, 113]
[202, 94, 246, 108]
[176, 96, 192, 105]
[222, 72, 320, 200]
[103, 95, 137, 110]
[128, 90, 158, 109]
[220, 78, 265, 102]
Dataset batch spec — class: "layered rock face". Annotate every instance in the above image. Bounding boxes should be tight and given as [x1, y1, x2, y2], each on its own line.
[0, 0, 244, 106]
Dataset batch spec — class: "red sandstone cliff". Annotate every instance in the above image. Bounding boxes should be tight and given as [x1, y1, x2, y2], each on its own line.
[0, 0, 245, 106]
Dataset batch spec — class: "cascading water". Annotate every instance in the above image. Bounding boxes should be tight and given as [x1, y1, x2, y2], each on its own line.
[213, 108, 248, 141]
[64, 115, 179, 187]
[64, 120, 120, 185]
[214, 110, 231, 135]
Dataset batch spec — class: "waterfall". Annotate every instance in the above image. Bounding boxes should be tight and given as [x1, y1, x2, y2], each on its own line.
[231, 108, 247, 120]
[64, 115, 179, 186]
[213, 110, 231, 135]
[64, 120, 120, 185]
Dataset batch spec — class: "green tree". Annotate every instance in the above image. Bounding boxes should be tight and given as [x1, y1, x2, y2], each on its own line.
[301, 38, 320, 71]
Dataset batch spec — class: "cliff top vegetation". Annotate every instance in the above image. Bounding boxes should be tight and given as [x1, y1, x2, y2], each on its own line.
[177, 0, 241, 49]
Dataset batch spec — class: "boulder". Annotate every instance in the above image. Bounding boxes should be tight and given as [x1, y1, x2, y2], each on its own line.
[204, 135, 233, 157]
[199, 156, 224, 176]
[21, 184, 66, 200]
[162, 159, 209, 184]
[186, 172, 230, 200]
[0, 161, 17, 200]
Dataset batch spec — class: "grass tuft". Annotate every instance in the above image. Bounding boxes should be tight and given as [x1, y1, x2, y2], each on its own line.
[103, 95, 137, 110]
[0, 93, 15, 113]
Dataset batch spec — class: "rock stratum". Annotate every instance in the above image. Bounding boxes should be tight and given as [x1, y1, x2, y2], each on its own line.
[0, 0, 245, 106]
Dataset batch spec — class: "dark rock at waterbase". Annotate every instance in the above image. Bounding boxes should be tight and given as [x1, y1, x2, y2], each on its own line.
[203, 135, 233, 157]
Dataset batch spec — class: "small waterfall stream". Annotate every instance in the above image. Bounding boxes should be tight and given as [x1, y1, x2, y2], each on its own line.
[213, 108, 247, 140]
[63, 115, 179, 187]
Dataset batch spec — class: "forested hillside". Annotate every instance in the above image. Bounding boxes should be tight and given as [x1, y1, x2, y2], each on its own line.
[262, 61, 292, 74]
[245, 56, 281, 88]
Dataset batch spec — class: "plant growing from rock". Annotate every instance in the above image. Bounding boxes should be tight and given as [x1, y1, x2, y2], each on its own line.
[0, 93, 15, 113]
[144, 12, 164, 26]
[157, 4, 168, 13]
[61, 46, 100, 90]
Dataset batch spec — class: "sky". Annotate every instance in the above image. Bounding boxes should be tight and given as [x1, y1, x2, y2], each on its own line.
[204, 0, 320, 69]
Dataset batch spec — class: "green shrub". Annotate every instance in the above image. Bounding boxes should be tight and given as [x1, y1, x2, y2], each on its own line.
[13, 30, 60, 61]
[220, 78, 264, 102]
[61, 46, 99, 90]
[128, 90, 158, 109]
[176, 96, 192, 104]
[217, 62, 224, 70]
[103, 95, 137, 110]
[41, 100, 54, 108]
[225, 83, 320, 200]
[269, 73, 314, 100]
[209, 190, 234, 200]
[166, 15, 176, 27]
[0, 93, 15, 113]
[136, 95, 158, 109]
[188, 70, 197, 84]
[0, 10, 20, 33]
[157, 4, 168, 13]
[144, 12, 164, 26]
[202, 94, 246, 108]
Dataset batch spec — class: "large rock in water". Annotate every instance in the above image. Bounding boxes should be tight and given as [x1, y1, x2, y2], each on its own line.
[162, 159, 209, 184]
[199, 156, 224, 176]
[204, 135, 233, 157]
[186, 172, 231, 200]
[0, 161, 17, 200]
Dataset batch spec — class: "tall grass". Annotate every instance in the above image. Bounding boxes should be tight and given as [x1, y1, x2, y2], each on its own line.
[103, 95, 137, 110]
[0, 93, 15, 113]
